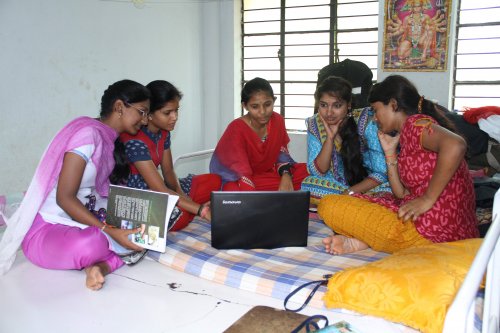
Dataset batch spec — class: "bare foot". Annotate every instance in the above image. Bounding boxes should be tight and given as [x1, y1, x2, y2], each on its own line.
[322, 235, 369, 255]
[85, 265, 105, 291]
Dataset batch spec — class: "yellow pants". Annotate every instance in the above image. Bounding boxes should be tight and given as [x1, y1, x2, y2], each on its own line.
[318, 194, 431, 253]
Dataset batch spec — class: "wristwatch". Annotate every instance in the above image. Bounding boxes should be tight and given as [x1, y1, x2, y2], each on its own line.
[278, 163, 292, 177]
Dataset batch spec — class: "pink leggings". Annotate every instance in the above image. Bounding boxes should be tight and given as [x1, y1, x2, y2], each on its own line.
[21, 214, 124, 272]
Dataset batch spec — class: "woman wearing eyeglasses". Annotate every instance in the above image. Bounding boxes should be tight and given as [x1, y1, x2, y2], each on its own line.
[0, 80, 151, 290]
[119, 80, 221, 231]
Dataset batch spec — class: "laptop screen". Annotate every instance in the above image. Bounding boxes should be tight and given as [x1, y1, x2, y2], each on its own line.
[210, 191, 310, 250]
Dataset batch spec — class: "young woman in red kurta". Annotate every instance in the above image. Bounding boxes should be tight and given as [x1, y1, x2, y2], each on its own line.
[209, 77, 308, 191]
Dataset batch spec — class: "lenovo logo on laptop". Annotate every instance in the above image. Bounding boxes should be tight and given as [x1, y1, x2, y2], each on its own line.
[222, 200, 242, 204]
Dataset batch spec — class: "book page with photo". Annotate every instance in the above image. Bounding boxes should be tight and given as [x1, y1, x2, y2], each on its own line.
[326, 320, 362, 333]
[106, 185, 179, 253]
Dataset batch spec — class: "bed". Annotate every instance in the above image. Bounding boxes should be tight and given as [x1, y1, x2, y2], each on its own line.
[148, 213, 387, 309]
[1, 152, 498, 333]
[143, 149, 500, 333]
[148, 204, 498, 333]
[160, 149, 500, 333]
[442, 189, 500, 333]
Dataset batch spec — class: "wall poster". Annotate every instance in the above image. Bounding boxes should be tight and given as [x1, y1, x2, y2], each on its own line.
[382, 0, 451, 71]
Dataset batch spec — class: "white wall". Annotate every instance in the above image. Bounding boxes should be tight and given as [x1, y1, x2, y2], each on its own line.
[0, 0, 458, 194]
[0, 0, 240, 194]
[376, 1, 457, 107]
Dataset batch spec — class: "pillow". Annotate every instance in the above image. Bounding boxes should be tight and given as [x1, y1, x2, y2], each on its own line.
[323, 239, 483, 333]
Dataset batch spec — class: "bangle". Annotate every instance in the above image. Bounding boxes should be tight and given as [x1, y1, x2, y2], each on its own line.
[101, 224, 107, 231]
[387, 160, 398, 167]
[197, 204, 204, 217]
[385, 154, 397, 159]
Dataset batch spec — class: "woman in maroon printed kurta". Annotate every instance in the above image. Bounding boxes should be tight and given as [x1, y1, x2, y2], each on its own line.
[363, 114, 478, 242]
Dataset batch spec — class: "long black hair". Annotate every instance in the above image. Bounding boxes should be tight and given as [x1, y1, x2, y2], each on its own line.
[315, 76, 368, 186]
[106, 79, 150, 185]
[368, 75, 456, 132]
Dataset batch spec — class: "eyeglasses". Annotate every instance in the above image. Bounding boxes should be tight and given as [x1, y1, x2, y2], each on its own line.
[125, 102, 149, 119]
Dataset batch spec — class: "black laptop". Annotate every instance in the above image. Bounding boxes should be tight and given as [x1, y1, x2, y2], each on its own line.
[210, 191, 310, 250]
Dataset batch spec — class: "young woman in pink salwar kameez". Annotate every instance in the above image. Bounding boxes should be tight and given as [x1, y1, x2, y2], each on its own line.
[0, 80, 151, 290]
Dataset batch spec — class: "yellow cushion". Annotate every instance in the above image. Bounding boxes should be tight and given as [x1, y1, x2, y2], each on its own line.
[323, 239, 483, 333]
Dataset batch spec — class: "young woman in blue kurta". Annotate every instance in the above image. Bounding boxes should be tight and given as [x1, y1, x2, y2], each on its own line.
[301, 76, 390, 203]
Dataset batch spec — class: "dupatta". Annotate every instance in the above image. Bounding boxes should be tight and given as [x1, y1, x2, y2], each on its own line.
[210, 112, 292, 183]
[0, 117, 117, 274]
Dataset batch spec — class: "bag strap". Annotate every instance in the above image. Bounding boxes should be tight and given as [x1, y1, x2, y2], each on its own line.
[290, 314, 329, 333]
[284, 274, 332, 312]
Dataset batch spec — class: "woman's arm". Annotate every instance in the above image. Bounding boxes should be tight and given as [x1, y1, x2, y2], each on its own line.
[278, 173, 293, 191]
[399, 122, 466, 220]
[349, 121, 388, 193]
[348, 177, 380, 194]
[421, 123, 466, 201]
[306, 134, 327, 176]
[133, 160, 201, 217]
[56, 153, 102, 227]
[377, 131, 408, 198]
[56, 152, 142, 251]
[124, 137, 207, 219]
[314, 115, 339, 174]
[160, 148, 185, 196]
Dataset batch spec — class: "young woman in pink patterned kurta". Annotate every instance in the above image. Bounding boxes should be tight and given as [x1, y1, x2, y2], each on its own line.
[364, 114, 478, 242]
[322, 75, 479, 255]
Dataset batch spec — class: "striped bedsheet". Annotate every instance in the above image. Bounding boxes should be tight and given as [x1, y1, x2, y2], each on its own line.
[148, 214, 387, 308]
[148, 214, 484, 332]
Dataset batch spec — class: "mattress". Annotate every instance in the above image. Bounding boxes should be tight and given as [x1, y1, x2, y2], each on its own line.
[148, 214, 387, 309]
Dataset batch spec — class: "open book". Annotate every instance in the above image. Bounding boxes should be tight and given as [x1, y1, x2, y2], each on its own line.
[106, 185, 179, 253]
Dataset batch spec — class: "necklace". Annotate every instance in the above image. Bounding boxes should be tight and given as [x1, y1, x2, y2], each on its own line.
[249, 117, 267, 139]
[410, 12, 423, 48]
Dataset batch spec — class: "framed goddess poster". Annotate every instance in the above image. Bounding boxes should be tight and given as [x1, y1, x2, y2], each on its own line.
[382, 0, 451, 71]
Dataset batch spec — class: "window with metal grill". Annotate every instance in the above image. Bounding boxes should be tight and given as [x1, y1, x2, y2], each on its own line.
[242, 0, 379, 131]
[453, 0, 500, 111]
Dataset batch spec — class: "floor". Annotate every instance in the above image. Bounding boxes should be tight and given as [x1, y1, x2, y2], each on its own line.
[0, 227, 418, 333]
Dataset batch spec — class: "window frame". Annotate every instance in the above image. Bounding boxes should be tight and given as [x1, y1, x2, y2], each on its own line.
[241, 0, 379, 131]
[452, 3, 500, 111]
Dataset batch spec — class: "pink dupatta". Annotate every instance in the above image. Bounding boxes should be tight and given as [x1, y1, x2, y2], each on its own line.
[0, 117, 117, 274]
